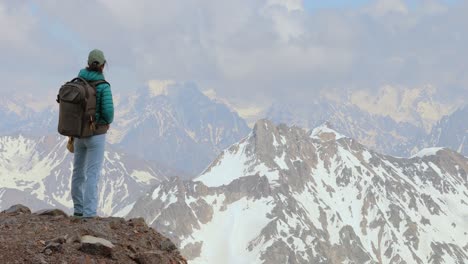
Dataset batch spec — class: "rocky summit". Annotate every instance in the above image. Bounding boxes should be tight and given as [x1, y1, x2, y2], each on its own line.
[0, 205, 187, 264]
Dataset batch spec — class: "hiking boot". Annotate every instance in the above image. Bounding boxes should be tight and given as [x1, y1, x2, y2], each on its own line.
[72, 213, 83, 218]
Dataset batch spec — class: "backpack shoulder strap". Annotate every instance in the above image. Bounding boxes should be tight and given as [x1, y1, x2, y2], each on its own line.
[89, 80, 110, 88]
[69, 77, 89, 84]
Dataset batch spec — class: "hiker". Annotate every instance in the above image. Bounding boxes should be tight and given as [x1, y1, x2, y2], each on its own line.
[70, 49, 114, 218]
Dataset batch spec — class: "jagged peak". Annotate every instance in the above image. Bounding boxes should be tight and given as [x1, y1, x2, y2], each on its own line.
[310, 122, 346, 142]
[252, 119, 276, 132]
[252, 119, 306, 136]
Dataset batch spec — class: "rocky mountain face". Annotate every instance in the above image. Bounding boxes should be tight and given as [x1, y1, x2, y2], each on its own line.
[0, 135, 167, 216]
[426, 105, 467, 156]
[267, 100, 426, 157]
[127, 120, 468, 264]
[0, 204, 187, 263]
[111, 82, 250, 176]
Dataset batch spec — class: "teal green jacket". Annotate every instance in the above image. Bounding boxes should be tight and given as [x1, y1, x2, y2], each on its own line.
[78, 69, 114, 124]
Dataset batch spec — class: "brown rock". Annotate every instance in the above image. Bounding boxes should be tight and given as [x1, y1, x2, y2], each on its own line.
[35, 209, 68, 217]
[2, 204, 31, 214]
[43, 241, 63, 254]
[132, 251, 169, 264]
[47, 236, 67, 245]
[34, 254, 48, 264]
[160, 239, 177, 252]
[77, 255, 96, 264]
[79, 235, 114, 258]
[128, 217, 147, 227]
[65, 232, 82, 244]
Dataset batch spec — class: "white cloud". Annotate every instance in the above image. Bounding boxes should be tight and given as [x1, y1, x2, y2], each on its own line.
[350, 85, 456, 130]
[267, 0, 303, 12]
[367, 0, 409, 17]
[263, 2, 305, 41]
[0, 2, 39, 55]
[0, 0, 466, 108]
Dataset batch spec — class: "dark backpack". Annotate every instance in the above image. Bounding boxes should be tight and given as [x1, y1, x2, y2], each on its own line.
[56, 77, 109, 138]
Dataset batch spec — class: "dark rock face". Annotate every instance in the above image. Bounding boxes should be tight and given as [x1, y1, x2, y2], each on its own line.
[0, 205, 187, 264]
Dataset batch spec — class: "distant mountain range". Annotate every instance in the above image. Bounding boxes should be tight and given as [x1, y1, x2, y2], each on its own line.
[266, 99, 426, 157]
[266, 91, 466, 157]
[0, 82, 250, 177]
[0, 84, 465, 179]
[127, 120, 468, 264]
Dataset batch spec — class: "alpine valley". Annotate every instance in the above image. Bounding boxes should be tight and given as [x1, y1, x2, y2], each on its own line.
[127, 120, 468, 264]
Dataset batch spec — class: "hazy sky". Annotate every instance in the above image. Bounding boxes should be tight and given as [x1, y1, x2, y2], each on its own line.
[0, 0, 467, 108]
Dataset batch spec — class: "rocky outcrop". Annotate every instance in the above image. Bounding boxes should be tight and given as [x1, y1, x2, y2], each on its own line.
[0, 205, 187, 264]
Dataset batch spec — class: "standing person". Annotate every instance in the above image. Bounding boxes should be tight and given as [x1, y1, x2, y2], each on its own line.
[71, 49, 114, 218]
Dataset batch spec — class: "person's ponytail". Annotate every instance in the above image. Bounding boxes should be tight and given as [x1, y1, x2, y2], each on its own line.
[87, 61, 105, 73]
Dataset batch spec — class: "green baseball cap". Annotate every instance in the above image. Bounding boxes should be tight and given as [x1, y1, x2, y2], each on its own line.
[88, 49, 106, 66]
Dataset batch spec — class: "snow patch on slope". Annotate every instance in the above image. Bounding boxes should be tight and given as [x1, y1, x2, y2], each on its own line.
[196, 141, 250, 187]
[412, 147, 444, 158]
[131, 170, 158, 184]
[310, 124, 345, 141]
[185, 197, 274, 264]
[113, 202, 135, 217]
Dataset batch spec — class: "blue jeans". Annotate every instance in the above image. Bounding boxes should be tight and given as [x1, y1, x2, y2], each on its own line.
[71, 134, 106, 217]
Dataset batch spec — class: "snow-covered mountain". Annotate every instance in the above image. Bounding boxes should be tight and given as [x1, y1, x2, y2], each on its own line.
[0, 82, 250, 177]
[267, 99, 426, 157]
[127, 120, 468, 264]
[426, 105, 467, 156]
[110, 81, 250, 176]
[0, 135, 167, 216]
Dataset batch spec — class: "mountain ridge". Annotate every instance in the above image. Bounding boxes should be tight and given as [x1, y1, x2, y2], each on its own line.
[128, 119, 468, 264]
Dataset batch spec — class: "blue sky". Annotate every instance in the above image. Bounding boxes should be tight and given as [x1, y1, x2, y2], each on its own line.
[304, 0, 372, 10]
